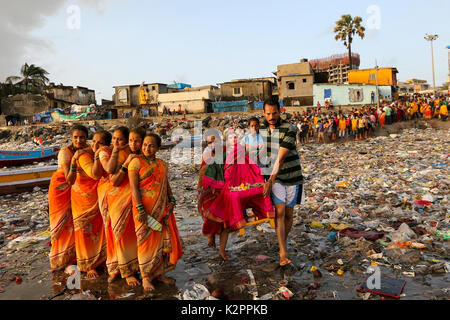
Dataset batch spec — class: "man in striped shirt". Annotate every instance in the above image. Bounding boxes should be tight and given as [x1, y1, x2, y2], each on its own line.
[260, 97, 304, 267]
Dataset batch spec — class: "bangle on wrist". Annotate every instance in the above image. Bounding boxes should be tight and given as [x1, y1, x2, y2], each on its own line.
[121, 165, 128, 173]
[94, 156, 100, 161]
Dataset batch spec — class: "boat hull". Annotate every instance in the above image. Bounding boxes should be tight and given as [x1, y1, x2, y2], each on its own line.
[0, 148, 59, 168]
[0, 165, 57, 195]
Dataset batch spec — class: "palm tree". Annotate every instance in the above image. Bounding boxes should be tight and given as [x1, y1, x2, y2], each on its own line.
[334, 14, 365, 70]
[5, 63, 50, 93]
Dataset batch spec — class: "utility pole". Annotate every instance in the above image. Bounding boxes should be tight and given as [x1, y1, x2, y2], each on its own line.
[424, 34, 438, 95]
[375, 59, 380, 109]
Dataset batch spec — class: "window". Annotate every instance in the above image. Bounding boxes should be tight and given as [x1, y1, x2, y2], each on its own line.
[233, 87, 242, 95]
[303, 78, 307, 83]
[369, 73, 376, 81]
[287, 82, 295, 90]
[152, 86, 156, 91]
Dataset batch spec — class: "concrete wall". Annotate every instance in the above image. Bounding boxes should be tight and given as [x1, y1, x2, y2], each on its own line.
[158, 90, 213, 114]
[313, 84, 393, 106]
[1, 93, 50, 116]
[48, 86, 95, 105]
[220, 81, 273, 102]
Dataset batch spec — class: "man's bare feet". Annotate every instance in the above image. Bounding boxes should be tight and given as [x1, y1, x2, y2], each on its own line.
[143, 278, 155, 292]
[157, 275, 176, 285]
[126, 276, 140, 287]
[219, 250, 230, 260]
[86, 269, 99, 279]
[279, 257, 292, 267]
[208, 237, 216, 249]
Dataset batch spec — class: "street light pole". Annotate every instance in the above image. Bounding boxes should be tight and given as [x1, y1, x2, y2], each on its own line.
[425, 34, 439, 95]
[375, 59, 380, 109]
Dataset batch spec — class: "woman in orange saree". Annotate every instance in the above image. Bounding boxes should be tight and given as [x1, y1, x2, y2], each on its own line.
[89, 130, 123, 283]
[70, 126, 106, 279]
[48, 127, 85, 270]
[379, 111, 386, 128]
[129, 134, 183, 292]
[106, 127, 142, 287]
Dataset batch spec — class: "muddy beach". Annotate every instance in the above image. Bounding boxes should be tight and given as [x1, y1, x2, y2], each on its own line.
[0, 118, 449, 301]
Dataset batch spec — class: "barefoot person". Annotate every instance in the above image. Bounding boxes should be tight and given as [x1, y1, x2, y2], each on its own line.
[106, 127, 141, 287]
[198, 135, 223, 249]
[48, 128, 81, 270]
[260, 97, 305, 267]
[90, 130, 121, 283]
[129, 134, 183, 292]
[69, 125, 107, 279]
[202, 130, 274, 260]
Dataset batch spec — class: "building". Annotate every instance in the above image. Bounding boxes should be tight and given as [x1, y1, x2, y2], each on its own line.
[313, 84, 393, 107]
[348, 68, 399, 86]
[398, 82, 415, 95]
[274, 59, 314, 106]
[405, 79, 430, 93]
[45, 83, 96, 109]
[219, 77, 275, 103]
[310, 53, 361, 84]
[113, 83, 169, 117]
[157, 89, 214, 114]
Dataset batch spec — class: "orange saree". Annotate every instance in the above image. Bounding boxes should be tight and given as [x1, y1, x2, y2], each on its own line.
[106, 149, 138, 278]
[71, 152, 106, 272]
[129, 157, 183, 280]
[97, 147, 119, 277]
[49, 147, 76, 270]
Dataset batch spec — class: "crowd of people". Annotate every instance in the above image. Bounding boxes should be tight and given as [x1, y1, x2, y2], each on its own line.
[47, 94, 447, 293]
[291, 93, 449, 144]
[49, 98, 306, 292]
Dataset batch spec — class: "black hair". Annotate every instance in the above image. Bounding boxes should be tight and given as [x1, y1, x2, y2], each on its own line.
[95, 130, 112, 145]
[130, 127, 146, 140]
[114, 126, 130, 141]
[263, 96, 280, 111]
[145, 133, 162, 148]
[71, 125, 88, 137]
[248, 117, 260, 125]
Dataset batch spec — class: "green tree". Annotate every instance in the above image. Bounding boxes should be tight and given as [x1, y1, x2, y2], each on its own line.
[334, 14, 365, 70]
[5, 63, 50, 93]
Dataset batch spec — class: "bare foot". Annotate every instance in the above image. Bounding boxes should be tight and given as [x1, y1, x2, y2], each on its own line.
[126, 276, 141, 287]
[143, 278, 156, 292]
[219, 250, 230, 260]
[157, 275, 176, 285]
[279, 257, 292, 267]
[108, 273, 120, 284]
[86, 269, 99, 279]
[208, 237, 216, 249]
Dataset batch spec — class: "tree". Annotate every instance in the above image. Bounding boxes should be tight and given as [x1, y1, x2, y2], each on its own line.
[334, 14, 365, 70]
[5, 63, 50, 93]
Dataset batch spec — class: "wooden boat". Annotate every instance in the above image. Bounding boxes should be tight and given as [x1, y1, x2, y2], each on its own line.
[0, 165, 58, 195]
[0, 147, 59, 168]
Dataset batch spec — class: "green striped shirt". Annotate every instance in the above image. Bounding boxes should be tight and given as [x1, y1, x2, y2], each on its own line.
[260, 118, 304, 186]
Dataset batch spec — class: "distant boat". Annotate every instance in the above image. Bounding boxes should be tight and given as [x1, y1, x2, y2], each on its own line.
[0, 165, 58, 195]
[0, 147, 60, 168]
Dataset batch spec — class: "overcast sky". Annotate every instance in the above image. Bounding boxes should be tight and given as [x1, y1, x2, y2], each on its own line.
[1, 0, 449, 103]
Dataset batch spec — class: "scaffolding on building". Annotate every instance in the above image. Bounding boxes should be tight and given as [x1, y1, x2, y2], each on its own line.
[310, 53, 361, 84]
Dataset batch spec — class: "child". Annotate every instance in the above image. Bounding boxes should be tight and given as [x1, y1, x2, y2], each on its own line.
[242, 117, 264, 164]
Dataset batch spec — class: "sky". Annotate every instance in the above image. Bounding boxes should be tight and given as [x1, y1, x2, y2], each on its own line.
[1, 0, 449, 103]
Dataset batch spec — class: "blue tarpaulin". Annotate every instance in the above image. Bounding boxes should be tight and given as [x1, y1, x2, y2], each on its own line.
[254, 100, 284, 109]
[212, 100, 248, 113]
[33, 111, 53, 123]
[324, 89, 332, 98]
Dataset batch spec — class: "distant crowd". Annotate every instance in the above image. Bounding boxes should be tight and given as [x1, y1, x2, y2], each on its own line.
[290, 93, 449, 144]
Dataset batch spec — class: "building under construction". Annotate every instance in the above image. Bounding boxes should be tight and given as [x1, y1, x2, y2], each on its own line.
[310, 53, 361, 84]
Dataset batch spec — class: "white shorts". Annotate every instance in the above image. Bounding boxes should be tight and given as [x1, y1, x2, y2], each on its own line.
[271, 183, 306, 208]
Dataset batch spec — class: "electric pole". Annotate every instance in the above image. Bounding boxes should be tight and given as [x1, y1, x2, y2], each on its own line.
[424, 34, 438, 95]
